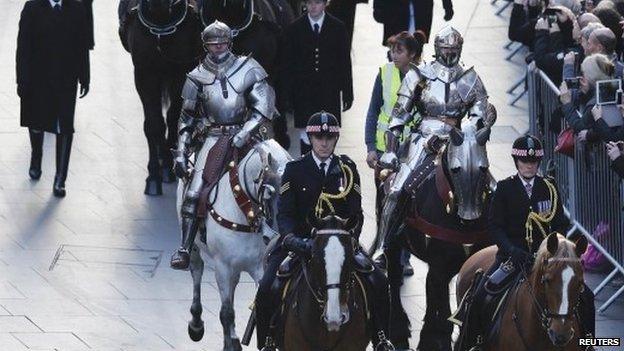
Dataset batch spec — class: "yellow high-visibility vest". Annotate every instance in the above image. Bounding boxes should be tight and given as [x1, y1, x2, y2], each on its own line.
[375, 63, 402, 151]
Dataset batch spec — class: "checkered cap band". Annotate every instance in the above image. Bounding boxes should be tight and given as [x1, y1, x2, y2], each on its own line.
[511, 148, 544, 157]
[306, 124, 340, 133]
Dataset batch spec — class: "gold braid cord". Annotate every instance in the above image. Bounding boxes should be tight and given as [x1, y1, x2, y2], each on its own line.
[525, 178, 558, 250]
[314, 161, 354, 218]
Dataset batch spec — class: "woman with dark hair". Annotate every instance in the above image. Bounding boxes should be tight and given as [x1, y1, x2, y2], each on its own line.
[364, 30, 425, 274]
[593, 4, 624, 54]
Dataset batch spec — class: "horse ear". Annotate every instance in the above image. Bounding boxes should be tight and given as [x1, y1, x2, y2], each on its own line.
[547, 233, 559, 255]
[450, 127, 464, 146]
[575, 235, 588, 258]
[475, 127, 491, 146]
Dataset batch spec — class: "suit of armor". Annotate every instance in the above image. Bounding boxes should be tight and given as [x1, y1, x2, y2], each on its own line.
[374, 27, 494, 255]
[171, 21, 276, 270]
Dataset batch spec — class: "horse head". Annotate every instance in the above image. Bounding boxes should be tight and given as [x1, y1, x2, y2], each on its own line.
[254, 140, 292, 242]
[139, 0, 188, 35]
[308, 215, 356, 332]
[200, 0, 254, 31]
[445, 118, 491, 221]
[531, 233, 588, 347]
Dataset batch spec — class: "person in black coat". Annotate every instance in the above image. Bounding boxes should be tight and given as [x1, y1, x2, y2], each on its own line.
[455, 135, 595, 350]
[16, 0, 90, 197]
[373, 0, 454, 45]
[326, 0, 367, 52]
[280, 0, 353, 155]
[83, 0, 94, 50]
[254, 112, 393, 351]
[607, 141, 624, 178]
[508, 0, 541, 49]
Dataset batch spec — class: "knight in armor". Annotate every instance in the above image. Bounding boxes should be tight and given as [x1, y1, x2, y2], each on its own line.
[373, 26, 495, 260]
[453, 135, 596, 350]
[254, 112, 394, 351]
[169, 20, 276, 270]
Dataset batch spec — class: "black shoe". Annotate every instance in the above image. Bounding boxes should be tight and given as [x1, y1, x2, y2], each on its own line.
[53, 134, 72, 198]
[170, 248, 190, 270]
[53, 176, 66, 198]
[28, 129, 43, 180]
[374, 331, 395, 351]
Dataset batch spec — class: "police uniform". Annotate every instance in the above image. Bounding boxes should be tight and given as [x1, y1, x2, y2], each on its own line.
[454, 135, 595, 351]
[255, 112, 392, 351]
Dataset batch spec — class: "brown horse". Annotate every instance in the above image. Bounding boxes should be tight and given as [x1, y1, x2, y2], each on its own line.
[455, 233, 589, 351]
[282, 216, 369, 351]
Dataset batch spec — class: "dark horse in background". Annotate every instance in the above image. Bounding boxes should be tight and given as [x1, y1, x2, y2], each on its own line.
[198, 0, 295, 148]
[119, 0, 203, 195]
[383, 121, 496, 351]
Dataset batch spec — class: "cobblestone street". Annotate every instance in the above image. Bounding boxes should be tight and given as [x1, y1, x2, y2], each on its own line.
[0, 0, 622, 350]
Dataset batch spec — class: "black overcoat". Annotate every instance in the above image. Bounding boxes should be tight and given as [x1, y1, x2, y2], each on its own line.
[280, 14, 353, 128]
[16, 0, 90, 134]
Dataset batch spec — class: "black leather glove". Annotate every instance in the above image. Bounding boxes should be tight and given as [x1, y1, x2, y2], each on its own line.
[173, 153, 189, 179]
[282, 233, 312, 258]
[444, 7, 454, 21]
[511, 247, 532, 267]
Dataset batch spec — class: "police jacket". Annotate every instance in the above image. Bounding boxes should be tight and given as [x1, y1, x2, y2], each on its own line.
[488, 175, 569, 258]
[276, 153, 363, 239]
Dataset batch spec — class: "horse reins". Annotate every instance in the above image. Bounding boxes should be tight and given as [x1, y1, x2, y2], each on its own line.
[512, 258, 583, 350]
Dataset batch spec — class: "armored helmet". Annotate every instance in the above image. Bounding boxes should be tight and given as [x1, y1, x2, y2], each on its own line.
[201, 20, 233, 45]
[434, 26, 464, 67]
[511, 135, 544, 163]
[306, 111, 340, 136]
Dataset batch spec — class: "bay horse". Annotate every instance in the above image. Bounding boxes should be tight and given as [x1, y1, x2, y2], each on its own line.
[455, 233, 589, 350]
[178, 139, 292, 351]
[282, 215, 369, 351]
[119, 0, 202, 195]
[384, 121, 496, 350]
[199, 0, 294, 148]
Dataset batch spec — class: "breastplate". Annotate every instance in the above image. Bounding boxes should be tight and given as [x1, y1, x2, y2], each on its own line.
[417, 78, 470, 119]
[199, 79, 248, 125]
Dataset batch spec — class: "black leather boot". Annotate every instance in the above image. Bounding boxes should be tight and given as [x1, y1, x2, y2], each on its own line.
[170, 216, 199, 270]
[365, 270, 395, 351]
[53, 134, 73, 198]
[28, 129, 44, 180]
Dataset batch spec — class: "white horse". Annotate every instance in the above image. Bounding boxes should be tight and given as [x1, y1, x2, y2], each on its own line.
[176, 139, 292, 351]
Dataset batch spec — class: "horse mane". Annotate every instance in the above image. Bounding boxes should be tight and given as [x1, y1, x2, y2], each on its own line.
[531, 234, 582, 284]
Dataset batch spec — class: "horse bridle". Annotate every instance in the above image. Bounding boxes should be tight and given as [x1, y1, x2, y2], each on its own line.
[138, 0, 188, 36]
[512, 257, 584, 349]
[301, 229, 355, 308]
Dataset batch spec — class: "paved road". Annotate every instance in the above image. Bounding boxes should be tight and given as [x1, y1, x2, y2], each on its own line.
[0, 0, 622, 350]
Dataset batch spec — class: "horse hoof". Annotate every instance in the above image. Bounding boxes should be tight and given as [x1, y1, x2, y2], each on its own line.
[231, 338, 242, 351]
[188, 322, 204, 342]
[161, 168, 176, 183]
[144, 177, 163, 196]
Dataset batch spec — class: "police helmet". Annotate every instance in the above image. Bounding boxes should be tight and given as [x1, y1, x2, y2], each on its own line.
[305, 111, 340, 137]
[511, 135, 544, 163]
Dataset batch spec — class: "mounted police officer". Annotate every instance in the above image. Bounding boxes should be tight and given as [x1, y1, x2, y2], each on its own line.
[372, 26, 496, 259]
[255, 112, 394, 351]
[169, 20, 276, 270]
[454, 135, 596, 350]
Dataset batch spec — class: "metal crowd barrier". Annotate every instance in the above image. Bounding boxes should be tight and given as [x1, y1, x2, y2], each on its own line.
[527, 63, 624, 313]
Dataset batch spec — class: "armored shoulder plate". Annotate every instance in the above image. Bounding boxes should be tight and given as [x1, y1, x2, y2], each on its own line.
[187, 65, 217, 85]
[417, 62, 438, 80]
[397, 68, 422, 98]
[456, 67, 487, 103]
[227, 57, 269, 94]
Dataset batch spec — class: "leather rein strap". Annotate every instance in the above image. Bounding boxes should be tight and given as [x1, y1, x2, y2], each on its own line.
[406, 211, 489, 244]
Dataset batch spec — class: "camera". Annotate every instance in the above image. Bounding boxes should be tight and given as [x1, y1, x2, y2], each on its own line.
[565, 76, 582, 90]
[542, 8, 561, 27]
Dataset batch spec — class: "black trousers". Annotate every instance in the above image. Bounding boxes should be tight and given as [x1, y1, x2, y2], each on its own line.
[255, 248, 287, 348]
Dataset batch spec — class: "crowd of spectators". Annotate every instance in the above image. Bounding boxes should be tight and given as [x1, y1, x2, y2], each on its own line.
[509, 0, 624, 177]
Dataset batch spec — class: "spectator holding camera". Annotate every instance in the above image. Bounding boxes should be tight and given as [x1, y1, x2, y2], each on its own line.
[534, 6, 582, 84]
[560, 53, 615, 142]
[606, 141, 624, 177]
[591, 100, 624, 141]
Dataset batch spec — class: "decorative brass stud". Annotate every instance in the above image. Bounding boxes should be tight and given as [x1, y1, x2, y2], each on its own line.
[448, 191, 454, 200]
[232, 223, 238, 230]
[247, 210, 255, 219]
[446, 204, 451, 214]
[217, 216, 222, 222]
[234, 185, 241, 192]
[229, 161, 236, 168]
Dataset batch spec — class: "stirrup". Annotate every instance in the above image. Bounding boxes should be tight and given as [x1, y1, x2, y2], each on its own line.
[170, 248, 190, 270]
[260, 336, 276, 351]
[374, 331, 395, 351]
[468, 335, 483, 351]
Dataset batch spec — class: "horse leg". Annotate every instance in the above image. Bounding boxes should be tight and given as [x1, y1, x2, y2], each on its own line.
[188, 247, 205, 341]
[215, 262, 243, 351]
[418, 241, 461, 351]
[134, 67, 166, 195]
[387, 236, 411, 349]
[162, 70, 185, 183]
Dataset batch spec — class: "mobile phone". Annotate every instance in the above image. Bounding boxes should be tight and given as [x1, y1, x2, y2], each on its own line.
[565, 76, 582, 89]
[596, 79, 623, 105]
